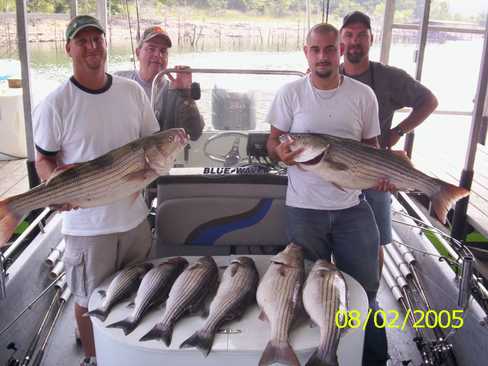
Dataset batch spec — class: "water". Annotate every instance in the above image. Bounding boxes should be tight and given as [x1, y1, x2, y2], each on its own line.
[0, 38, 484, 171]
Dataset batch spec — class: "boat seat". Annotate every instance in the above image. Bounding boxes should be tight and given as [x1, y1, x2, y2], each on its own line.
[154, 177, 288, 258]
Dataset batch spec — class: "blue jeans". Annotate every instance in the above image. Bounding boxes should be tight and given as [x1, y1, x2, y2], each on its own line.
[363, 189, 392, 246]
[286, 199, 380, 306]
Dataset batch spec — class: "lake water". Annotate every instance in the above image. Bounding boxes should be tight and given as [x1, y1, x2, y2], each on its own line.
[0, 38, 485, 170]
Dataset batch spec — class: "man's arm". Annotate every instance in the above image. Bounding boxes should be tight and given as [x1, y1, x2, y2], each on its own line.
[361, 136, 379, 148]
[387, 92, 438, 148]
[35, 151, 58, 182]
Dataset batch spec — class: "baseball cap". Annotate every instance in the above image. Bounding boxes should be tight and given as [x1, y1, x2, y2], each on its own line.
[341, 11, 371, 30]
[139, 26, 172, 48]
[66, 15, 105, 40]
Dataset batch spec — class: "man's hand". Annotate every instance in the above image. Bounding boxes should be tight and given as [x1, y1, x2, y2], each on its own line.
[168, 65, 192, 90]
[386, 128, 402, 149]
[274, 136, 303, 166]
[374, 178, 397, 192]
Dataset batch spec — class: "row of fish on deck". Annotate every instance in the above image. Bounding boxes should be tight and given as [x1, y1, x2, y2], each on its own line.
[86, 243, 347, 366]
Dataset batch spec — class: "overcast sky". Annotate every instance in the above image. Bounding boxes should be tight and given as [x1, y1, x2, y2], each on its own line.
[448, 0, 487, 17]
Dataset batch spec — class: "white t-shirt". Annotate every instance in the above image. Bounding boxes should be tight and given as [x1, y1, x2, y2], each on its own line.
[33, 75, 160, 236]
[266, 74, 380, 210]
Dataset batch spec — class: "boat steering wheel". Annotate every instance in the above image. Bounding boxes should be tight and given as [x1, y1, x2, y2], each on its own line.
[203, 131, 249, 166]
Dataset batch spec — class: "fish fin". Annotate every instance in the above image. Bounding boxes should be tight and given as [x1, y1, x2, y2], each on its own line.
[180, 330, 214, 357]
[431, 180, 470, 224]
[259, 341, 300, 366]
[305, 348, 338, 366]
[0, 198, 22, 247]
[230, 264, 239, 277]
[139, 323, 173, 346]
[106, 318, 137, 335]
[331, 182, 347, 192]
[258, 310, 269, 322]
[85, 307, 109, 321]
[98, 290, 107, 298]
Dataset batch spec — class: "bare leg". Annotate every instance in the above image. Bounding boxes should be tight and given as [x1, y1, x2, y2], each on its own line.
[75, 303, 96, 358]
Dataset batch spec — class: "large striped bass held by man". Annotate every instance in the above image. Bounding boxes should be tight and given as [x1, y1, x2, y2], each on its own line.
[285, 133, 469, 224]
[256, 243, 304, 366]
[303, 260, 347, 366]
[0, 128, 188, 246]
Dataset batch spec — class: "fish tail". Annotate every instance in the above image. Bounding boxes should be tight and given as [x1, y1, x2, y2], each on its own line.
[106, 317, 138, 335]
[180, 330, 214, 357]
[85, 307, 110, 321]
[139, 323, 173, 346]
[259, 340, 300, 366]
[305, 348, 338, 366]
[431, 179, 470, 223]
[0, 198, 22, 247]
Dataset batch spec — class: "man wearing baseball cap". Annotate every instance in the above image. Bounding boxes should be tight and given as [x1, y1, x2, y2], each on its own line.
[116, 25, 204, 141]
[34, 15, 160, 366]
[341, 11, 438, 366]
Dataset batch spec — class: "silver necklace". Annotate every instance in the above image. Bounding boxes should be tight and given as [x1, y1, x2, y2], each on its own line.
[312, 75, 343, 101]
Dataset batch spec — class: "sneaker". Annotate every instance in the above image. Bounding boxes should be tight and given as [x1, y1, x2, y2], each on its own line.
[80, 357, 97, 366]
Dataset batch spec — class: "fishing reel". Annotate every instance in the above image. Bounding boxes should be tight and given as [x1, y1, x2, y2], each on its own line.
[415, 337, 456, 366]
[5, 342, 20, 366]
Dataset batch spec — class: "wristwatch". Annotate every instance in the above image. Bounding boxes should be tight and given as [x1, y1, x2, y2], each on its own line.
[393, 125, 405, 137]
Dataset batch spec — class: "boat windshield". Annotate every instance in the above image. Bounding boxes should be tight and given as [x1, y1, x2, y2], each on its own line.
[151, 68, 304, 171]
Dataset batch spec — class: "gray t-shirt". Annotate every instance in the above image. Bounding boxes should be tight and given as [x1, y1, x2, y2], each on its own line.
[342, 61, 433, 148]
[115, 70, 204, 141]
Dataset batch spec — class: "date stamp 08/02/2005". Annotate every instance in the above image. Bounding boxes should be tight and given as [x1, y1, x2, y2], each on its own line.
[335, 309, 464, 331]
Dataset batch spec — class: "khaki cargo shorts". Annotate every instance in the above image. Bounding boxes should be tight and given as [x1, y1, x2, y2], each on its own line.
[63, 220, 152, 307]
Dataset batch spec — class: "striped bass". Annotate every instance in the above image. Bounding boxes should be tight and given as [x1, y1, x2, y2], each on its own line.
[107, 257, 188, 335]
[285, 133, 469, 223]
[0, 128, 188, 246]
[303, 260, 347, 366]
[256, 243, 304, 366]
[180, 256, 259, 356]
[139, 256, 219, 346]
[85, 262, 153, 321]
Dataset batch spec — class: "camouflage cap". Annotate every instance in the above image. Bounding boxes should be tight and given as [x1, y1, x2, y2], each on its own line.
[66, 15, 105, 40]
[139, 26, 172, 48]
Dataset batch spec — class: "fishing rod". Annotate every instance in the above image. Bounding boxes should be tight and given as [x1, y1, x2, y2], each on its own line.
[19, 287, 62, 366]
[0, 273, 65, 337]
[31, 287, 71, 366]
[124, 0, 137, 71]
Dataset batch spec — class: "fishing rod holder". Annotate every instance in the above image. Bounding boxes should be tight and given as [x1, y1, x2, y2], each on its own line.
[458, 256, 474, 309]
[1, 252, 7, 300]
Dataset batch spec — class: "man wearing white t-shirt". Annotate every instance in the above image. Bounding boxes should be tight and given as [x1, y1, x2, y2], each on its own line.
[33, 15, 159, 366]
[266, 23, 389, 365]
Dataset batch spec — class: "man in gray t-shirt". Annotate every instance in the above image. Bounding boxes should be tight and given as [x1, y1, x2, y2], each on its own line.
[116, 26, 204, 141]
[340, 11, 438, 272]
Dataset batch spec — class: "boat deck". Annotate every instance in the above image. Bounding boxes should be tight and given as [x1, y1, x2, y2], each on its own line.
[0, 158, 29, 199]
[413, 143, 488, 239]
